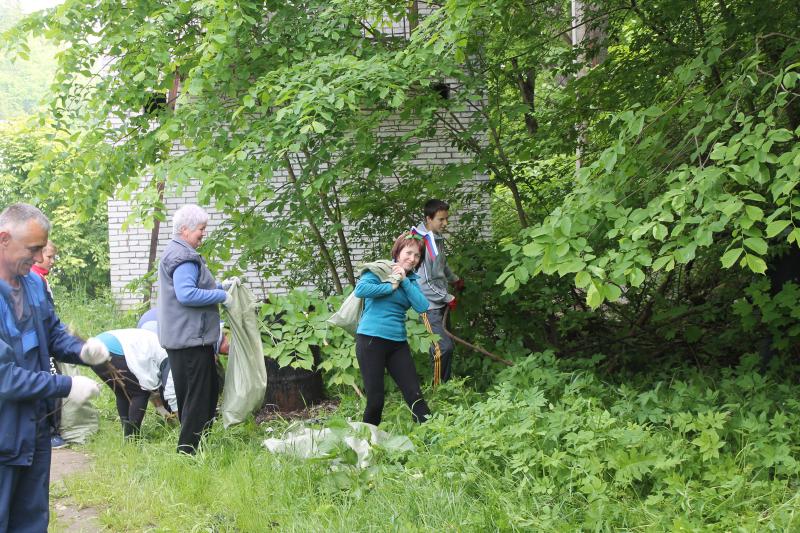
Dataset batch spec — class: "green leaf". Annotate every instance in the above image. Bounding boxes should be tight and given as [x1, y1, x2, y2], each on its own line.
[744, 253, 768, 274]
[600, 149, 617, 173]
[558, 260, 586, 276]
[629, 268, 645, 287]
[652, 224, 668, 241]
[603, 283, 621, 301]
[771, 129, 794, 142]
[586, 281, 604, 309]
[652, 255, 672, 271]
[575, 271, 591, 289]
[743, 237, 768, 255]
[559, 217, 572, 237]
[765, 220, 792, 238]
[745, 205, 764, 221]
[720, 248, 743, 268]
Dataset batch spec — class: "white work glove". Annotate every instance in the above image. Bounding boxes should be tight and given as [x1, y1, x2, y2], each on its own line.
[67, 375, 100, 405]
[80, 337, 111, 365]
[221, 276, 240, 290]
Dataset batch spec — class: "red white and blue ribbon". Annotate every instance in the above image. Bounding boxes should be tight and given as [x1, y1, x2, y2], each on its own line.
[410, 226, 438, 260]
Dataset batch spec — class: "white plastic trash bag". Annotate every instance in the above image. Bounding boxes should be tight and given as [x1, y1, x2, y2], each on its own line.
[59, 363, 99, 444]
[326, 291, 363, 336]
[221, 280, 268, 427]
[262, 421, 414, 468]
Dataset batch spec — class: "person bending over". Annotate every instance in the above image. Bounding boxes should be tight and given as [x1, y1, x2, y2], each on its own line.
[91, 328, 178, 437]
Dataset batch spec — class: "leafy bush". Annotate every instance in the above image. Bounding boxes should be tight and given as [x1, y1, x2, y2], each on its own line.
[0, 120, 109, 295]
[415, 351, 800, 529]
[259, 289, 438, 391]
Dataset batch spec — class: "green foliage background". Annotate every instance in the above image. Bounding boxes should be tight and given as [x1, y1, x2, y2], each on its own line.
[0, 120, 110, 294]
[4, 0, 798, 529]
[0, 1, 58, 119]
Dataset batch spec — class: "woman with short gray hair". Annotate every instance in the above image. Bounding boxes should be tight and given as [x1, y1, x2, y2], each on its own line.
[171, 204, 209, 239]
[157, 204, 231, 454]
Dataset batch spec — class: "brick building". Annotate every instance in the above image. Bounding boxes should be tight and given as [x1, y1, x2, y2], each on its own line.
[108, 8, 487, 309]
[108, 115, 487, 310]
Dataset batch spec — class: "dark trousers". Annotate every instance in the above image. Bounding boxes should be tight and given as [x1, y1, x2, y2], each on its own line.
[93, 357, 152, 437]
[0, 416, 51, 533]
[424, 306, 455, 383]
[167, 345, 219, 454]
[356, 334, 430, 426]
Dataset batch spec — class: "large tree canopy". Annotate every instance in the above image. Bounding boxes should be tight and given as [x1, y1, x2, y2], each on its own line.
[4, 0, 800, 363]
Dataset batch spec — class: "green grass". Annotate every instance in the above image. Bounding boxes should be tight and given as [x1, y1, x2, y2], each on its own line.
[51, 293, 800, 532]
[54, 291, 492, 531]
[59, 390, 499, 532]
[54, 287, 136, 334]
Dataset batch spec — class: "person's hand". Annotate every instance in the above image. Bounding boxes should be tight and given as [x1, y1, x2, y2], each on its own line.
[391, 265, 406, 279]
[448, 298, 458, 311]
[67, 376, 100, 405]
[80, 337, 111, 365]
[451, 279, 465, 293]
[221, 276, 240, 290]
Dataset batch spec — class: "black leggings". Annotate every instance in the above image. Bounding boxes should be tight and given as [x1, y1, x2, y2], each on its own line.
[93, 357, 151, 437]
[356, 334, 430, 426]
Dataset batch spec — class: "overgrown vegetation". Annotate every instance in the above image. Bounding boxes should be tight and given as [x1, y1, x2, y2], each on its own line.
[0, 120, 110, 295]
[4, 0, 798, 368]
[0, 1, 58, 119]
[52, 294, 800, 531]
[4, 1, 800, 528]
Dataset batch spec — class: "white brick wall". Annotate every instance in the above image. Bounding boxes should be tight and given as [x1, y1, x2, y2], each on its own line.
[109, 95, 488, 310]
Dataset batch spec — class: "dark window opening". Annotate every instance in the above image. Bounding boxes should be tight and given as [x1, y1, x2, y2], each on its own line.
[143, 94, 168, 115]
[431, 82, 450, 100]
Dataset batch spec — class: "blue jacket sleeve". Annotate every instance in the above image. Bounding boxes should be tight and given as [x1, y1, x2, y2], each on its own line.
[0, 338, 73, 400]
[354, 271, 395, 299]
[173, 262, 227, 306]
[401, 278, 429, 313]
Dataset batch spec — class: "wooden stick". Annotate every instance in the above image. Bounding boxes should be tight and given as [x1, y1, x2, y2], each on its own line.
[442, 307, 514, 367]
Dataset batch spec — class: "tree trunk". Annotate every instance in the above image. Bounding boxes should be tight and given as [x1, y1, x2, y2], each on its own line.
[144, 73, 180, 304]
[283, 155, 344, 294]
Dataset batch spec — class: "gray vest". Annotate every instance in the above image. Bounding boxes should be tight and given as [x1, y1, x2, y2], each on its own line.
[157, 238, 221, 350]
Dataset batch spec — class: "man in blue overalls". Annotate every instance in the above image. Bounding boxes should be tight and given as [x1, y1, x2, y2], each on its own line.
[0, 203, 111, 533]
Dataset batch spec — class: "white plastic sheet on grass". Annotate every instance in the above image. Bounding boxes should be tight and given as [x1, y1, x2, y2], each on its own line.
[262, 421, 414, 468]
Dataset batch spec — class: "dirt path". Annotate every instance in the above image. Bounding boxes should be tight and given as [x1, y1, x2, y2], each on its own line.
[49, 448, 101, 532]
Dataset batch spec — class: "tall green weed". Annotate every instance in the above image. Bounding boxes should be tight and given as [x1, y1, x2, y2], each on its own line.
[416, 351, 800, 530]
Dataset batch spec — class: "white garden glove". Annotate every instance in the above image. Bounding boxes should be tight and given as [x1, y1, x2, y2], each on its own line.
[80, 337, 111, 365]
[67, 375, 100, 405]
[221, 276, 240, 290]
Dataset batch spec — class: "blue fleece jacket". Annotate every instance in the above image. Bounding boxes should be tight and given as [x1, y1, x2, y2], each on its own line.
[355, 270, 429, 342]
[173, 262, 226, 307]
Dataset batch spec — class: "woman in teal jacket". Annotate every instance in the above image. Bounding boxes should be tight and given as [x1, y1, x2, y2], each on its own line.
[354, 232, 430, 425]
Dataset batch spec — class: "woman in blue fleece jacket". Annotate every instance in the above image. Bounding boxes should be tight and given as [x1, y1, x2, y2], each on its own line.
[354, 232, 431, 425]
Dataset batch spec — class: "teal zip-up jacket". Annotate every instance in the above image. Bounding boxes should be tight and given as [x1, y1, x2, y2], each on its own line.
[354, 265, 429, 342]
